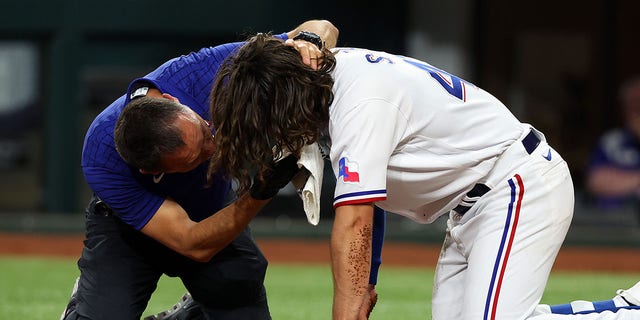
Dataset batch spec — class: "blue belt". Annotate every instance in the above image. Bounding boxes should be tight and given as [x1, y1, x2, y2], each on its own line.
[453, 129, 541, 215]
[452, 183, 491, 215]
[90, 197, 114, 217]
[521, 128, 542, 155]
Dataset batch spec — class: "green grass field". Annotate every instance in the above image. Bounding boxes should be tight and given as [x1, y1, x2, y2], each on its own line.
[1, 256, 638, 319]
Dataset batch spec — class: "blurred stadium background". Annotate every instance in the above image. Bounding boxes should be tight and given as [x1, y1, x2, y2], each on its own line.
[0, 0, 640, 248]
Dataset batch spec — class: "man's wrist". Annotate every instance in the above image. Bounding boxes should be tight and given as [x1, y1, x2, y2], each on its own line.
[293, 31, 324, 50]
[249, 184, 276, 200]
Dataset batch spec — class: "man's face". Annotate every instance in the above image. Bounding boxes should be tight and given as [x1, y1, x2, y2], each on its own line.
[159, 108, 215, 174]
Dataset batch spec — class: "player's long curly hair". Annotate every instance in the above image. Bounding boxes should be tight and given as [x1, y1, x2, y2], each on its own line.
[208, 33, 336, 194]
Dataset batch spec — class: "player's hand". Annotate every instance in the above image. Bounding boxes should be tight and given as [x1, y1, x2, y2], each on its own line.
[250, 155, 300, 200]
[358, 284, 378, 319]
[285, 38, 323, 70]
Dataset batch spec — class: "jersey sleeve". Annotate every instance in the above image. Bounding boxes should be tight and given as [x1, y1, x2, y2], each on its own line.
[369, 206, 386, 285]
[330, 98, 404, 208]
[83, 164, 164, 230]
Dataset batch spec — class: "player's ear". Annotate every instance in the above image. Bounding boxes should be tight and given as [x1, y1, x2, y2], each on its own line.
[161, 93, 180, 103]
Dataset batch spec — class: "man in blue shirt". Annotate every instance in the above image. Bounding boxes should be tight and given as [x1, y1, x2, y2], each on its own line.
[60, 20, 338, 320]
[587, 77, 640, 209]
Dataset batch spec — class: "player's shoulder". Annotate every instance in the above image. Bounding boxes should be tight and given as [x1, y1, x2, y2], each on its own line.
[82, 96, 125, 162]
[149, 42, 239, 79]
[331, 48, 406, 94]
[332, 48, 418, 83]
[333, 47, 398, 64]
[87, 95, 125, 136]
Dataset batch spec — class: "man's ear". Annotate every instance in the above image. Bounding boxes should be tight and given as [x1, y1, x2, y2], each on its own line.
[161, 93, 180, 102]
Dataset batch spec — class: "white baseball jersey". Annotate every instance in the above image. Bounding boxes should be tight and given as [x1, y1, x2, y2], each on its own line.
[329, 48, 526, 223]
[328, 48, 640, 319]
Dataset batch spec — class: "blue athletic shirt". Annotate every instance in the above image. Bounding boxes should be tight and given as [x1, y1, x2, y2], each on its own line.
[81, 33, 289, 230]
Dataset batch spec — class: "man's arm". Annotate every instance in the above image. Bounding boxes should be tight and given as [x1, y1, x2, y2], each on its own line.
[141, 194, 267, 262]
[286, 19, 339, 49]
[331, 203, 375, 320]
[357, 207, 385, 318]
[141, 155, 300, 262]
[587, 166, 640, 197]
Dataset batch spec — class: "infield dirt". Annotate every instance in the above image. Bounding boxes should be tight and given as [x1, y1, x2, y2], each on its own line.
[1, 233, 639, 272]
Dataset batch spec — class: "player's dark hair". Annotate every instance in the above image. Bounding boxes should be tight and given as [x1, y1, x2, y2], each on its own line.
[114, 97, 186, 172]
[208, 33, 335, 194]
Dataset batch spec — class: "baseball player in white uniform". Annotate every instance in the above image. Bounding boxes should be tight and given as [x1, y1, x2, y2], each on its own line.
[207, 34, 640, 319]
[328, 48, 640, 320]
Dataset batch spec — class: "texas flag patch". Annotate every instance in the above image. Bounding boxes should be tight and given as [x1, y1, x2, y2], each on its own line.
[338, 157, 360, 183]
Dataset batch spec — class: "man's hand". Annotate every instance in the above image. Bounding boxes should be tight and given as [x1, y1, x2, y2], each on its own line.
[250, 155, 300, 200]
[287, 19, 338, 48]
[358, 285, 378, 319]
[285, 38, 324, 70]
[285, 19, 338, 70]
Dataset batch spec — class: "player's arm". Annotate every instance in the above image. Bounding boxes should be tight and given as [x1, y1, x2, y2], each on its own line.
[141, 194, 267, 262]
[331, 203, 375, 320]
[141, 155, 300, 262]
[587, 166, 640, 196]
[357, 207, 385, 318]
[585, 143, 640, 197]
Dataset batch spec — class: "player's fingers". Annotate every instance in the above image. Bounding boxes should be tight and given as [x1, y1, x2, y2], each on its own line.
[286, 38, 322, 70]
[357, 301, 370, 319]
[368, 291, 378, 316]
[285, 39, 310, 63]
[298, 45, 315, 69]
[366, 286, 378, 317]
[355, 287, 377, 319]
[309, 57, 319, 70]
[284, 38, 296, 48]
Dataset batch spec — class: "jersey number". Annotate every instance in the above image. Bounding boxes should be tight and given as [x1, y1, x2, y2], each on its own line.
[364, 52, 469, 101]
[402, 58, 467, 101]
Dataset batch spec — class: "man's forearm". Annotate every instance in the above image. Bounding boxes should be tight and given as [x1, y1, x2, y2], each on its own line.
[186, 193, 269, 260]
[588, 167, 640, 196]
[331, 205, 374, 319]
[142, 194, 269, 262]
